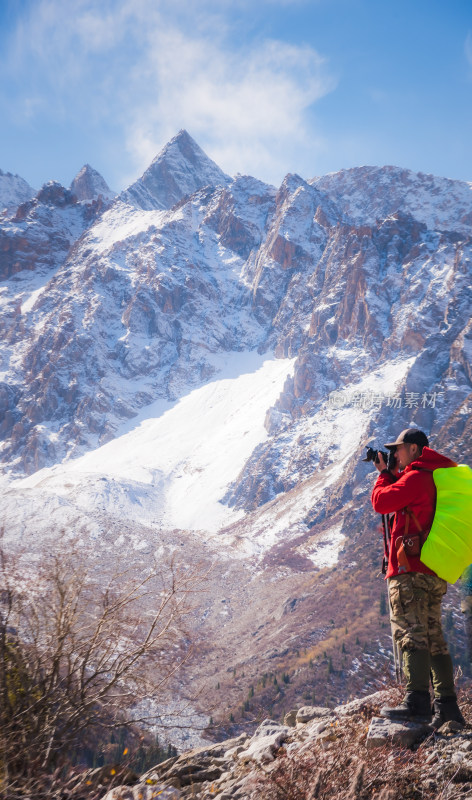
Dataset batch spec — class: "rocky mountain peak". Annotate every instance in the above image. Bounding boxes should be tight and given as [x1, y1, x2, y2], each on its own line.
[120, 129, 231, 211]
[274, 172, 309, 205]
[0, 169, 35, 214]
[70, 164, 115, 202]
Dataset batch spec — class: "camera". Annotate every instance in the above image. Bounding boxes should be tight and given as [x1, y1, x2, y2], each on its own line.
[363, 446, 397, 471]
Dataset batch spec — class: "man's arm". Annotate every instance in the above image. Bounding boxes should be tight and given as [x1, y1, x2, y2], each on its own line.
[371, 469, 422, 515]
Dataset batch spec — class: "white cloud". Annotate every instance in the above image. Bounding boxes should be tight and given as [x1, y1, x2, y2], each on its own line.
[3, 0, 337, 186]
[126, 31, 334, 183]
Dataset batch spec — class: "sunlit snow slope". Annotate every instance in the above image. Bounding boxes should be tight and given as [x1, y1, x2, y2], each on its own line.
[14, 353, 295, 533]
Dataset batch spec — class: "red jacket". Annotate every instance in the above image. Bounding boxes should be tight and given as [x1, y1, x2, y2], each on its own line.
[371, 447, 457, 578]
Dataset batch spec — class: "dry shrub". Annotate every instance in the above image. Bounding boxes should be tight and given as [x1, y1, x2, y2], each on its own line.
[0, 543, 206, 799]
[250, 687, 472, 800]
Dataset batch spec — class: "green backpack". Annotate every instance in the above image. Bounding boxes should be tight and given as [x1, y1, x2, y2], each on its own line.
[420, 465, 472, 584]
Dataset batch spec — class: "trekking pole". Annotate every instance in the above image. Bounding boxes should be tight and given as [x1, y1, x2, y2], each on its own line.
[390, 622, 402, 684]
[394, 639, 403, 684]
[391, 626, 398, 680]
[381, 513, 403, 684]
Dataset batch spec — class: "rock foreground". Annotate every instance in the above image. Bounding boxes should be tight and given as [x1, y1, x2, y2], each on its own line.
[93, 688, 472, 800]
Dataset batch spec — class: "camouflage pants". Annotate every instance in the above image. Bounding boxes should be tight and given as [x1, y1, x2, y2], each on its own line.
[388, 572, 450, 655]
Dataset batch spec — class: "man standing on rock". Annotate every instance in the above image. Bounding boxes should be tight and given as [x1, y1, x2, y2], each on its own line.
[371, 428, 465, 728]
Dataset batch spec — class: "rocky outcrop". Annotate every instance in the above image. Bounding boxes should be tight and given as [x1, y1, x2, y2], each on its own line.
[204, 175, 275, 260]
[95, 690, 472, 800]
[366, 716, 431, 748]
[0, 181, 88, 281]
[0, 382, 21, 437]
[36, 181, 77, 208]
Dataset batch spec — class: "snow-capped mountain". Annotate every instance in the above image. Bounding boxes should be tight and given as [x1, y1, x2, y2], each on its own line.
[70, 164, 115, 202]
[0, 168, 35, 213]
[1, 130, 471, 504]
[1, 130, 471, 725]
[120, 129, 231, 210]
[1, 127, 471, 530]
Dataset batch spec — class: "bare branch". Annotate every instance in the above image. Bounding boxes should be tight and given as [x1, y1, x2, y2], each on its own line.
[0, 540, 208, 795]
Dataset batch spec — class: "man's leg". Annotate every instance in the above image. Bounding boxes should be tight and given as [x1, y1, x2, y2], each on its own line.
[381, 573, 432, 722]
[427, 575, 465, 727]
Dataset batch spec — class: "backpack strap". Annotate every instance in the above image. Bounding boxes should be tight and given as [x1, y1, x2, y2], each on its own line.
[404, 506, 424, 536]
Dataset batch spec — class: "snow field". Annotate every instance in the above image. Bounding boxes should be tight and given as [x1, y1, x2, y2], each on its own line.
[13, 352, 296, 534]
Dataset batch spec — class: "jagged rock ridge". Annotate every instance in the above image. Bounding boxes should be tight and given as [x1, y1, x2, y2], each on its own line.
[311, 164, 472, 234]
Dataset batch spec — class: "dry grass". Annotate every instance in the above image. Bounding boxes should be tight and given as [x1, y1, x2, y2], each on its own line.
[250, 686, 472, 800]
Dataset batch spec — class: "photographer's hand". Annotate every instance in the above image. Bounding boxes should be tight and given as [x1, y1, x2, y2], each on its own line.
[375, 451, 401, 476]
[375, 452, 387, 472]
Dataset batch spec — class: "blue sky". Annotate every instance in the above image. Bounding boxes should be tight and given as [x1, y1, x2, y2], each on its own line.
[0, 0, 471, 192]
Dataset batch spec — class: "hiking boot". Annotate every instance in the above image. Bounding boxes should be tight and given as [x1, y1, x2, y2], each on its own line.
[380, 690, 432, 723]
[431, 696, 466, 729]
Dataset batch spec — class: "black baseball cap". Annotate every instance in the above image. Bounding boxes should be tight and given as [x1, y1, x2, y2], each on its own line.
[384, 428, 429, 449]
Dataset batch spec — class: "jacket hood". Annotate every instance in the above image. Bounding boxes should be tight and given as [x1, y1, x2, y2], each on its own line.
[405, 446, 457, 473]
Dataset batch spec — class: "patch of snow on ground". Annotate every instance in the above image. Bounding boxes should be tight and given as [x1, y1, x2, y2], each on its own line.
[132, 697, 212, 751]
[21, 282, 49, 313]
[86, 203, 168, 254]
[297, 523, 345, 568]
